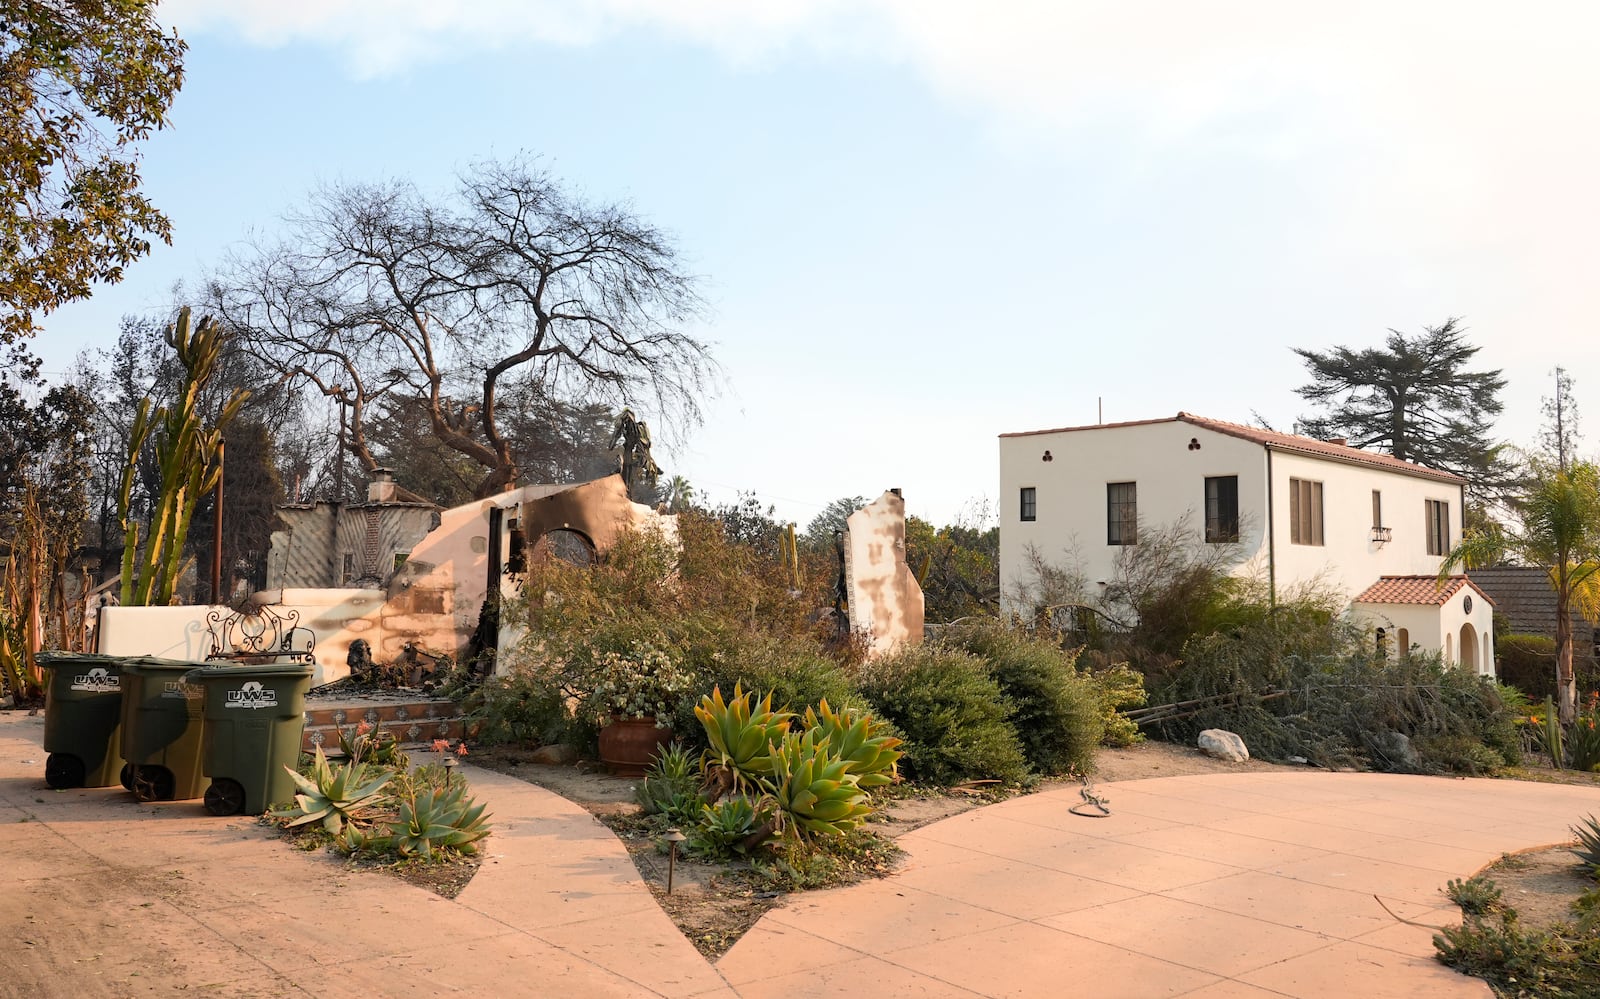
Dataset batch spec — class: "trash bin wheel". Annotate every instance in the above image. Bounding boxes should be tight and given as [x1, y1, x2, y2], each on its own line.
[204, 778, 247, 816]
[45, 753, 86, 790]
[132, 765, 176, 802]
[119, 763, 135, 791]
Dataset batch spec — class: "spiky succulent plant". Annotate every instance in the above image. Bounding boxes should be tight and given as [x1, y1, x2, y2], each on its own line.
[273, 747, 392, 836]
[695, 683, 793, 794]
[803, 699, 902, 790]
[770, 729, 872, 838]
[389, 784, 492, 859]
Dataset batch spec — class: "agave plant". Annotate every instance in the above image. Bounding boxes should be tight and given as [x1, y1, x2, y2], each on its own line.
[1573, 814, 1600, 874]
[689, 796, 777, 858]
[272, 747, 392, 836]
[770, 729, 872, 839]
[389, 784, 492, 859]
[695, 683, 793, 797]
[802, 699, 903, 790]
[636, 742, 702, 823]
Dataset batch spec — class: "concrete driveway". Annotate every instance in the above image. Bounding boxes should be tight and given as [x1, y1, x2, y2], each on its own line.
[718, 771, 1599, 998]
[6, 704, 1597, 998]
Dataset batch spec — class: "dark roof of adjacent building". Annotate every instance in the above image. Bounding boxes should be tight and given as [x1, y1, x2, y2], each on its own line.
[1353, 574, 1494, 607]
[1464, 566, 1598, 639]
[1000, 412, 1467, 485]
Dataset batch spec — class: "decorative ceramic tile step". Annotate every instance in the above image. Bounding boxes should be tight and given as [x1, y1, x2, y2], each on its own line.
[299, 697, 467, 754]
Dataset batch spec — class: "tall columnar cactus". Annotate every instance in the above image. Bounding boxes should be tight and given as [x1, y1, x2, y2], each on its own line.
[118, 308, 247, 606]
[1543, 695, 1566, 770]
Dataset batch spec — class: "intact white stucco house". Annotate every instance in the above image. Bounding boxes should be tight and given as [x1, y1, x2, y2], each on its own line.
[998, 412, 1494, 674]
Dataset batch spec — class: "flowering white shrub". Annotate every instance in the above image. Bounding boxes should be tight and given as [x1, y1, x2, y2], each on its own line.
[582, 643, 696, 726]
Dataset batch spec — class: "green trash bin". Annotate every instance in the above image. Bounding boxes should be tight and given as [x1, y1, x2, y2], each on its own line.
[184, 661, 314, 816]
[37, 652, 128, 789]
[118, 656, 213, 802]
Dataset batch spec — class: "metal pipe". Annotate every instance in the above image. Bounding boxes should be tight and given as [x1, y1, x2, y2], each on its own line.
[212, 440, 225, 603]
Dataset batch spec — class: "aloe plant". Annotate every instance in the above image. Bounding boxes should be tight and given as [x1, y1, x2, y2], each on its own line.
[388, 784, 492, 859]
[273, 747, 392, 836]
[689, 796, 776, 858]
[803, 699, 903, 790]
[770, 729, 872, 838]
[1573, 814, 1600, 874]
[338, 722, 410, 770]
[695, 683, 793, 795]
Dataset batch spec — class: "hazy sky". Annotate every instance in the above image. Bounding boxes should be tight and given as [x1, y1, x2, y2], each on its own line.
[31, 2, 1600, 528]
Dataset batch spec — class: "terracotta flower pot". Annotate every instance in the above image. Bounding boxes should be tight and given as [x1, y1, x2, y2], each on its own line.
[597, 716, 673, 776]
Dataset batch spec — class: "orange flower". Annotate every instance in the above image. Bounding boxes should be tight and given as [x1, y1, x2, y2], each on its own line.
[456, 742, 469, 757]
[432, 739, 450, 753]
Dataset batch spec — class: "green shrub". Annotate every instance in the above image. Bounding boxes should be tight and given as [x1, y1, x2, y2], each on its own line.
[702, 636, 864, 719]
[461, 668, 570, 749]
[945, 620, 1101, 775]
[1435, 910, 1600, 997]
[1145, 601, 1519, 774]
[857, 644, 1030, 787]
[1445, 875, 1502, 915]
[1086, 662, 1146, 748]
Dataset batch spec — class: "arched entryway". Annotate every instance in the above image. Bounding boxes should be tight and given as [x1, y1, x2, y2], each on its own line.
[1460, 622, 1478, 672]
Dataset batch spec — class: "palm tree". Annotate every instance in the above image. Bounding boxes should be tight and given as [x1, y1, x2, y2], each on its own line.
[1441, 459, 1600, 723]
[664, 475, 695, 513]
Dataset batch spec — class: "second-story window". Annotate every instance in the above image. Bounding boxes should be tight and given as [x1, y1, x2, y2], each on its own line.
[1426, 499, 1450, 556]
[1107, 482, 1137, 545]
[1205, 476, 1239, 543]
[1289, 478, 1323, 546]
[1020, 487, 1037, 522]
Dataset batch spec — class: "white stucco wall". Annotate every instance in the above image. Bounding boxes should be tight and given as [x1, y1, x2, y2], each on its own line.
[999, 418, 1464, 612]
[1269, 451, 1461, 604]
[98, 593, 388, 686]
[999, 420, 1268, 611]
[1351, 587, 1495, 677]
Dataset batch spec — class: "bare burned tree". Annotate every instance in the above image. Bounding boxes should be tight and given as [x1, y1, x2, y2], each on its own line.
[216, 156, 713, 498]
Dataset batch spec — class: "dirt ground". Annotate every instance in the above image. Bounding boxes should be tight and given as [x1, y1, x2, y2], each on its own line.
[1468, 846, 1596, 931]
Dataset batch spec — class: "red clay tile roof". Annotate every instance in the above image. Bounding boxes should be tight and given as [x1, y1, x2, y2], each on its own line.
[1000, 412, 1467, 486]
[1353, 575, 1496, 607]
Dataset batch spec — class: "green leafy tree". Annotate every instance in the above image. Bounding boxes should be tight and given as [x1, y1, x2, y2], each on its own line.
[0, 1, 185, 353]
[1441, 460, 1600, 724]
[801, 496, 865, 551]
[1294, 319, 1510, 498]
[905, 516, 999, 622]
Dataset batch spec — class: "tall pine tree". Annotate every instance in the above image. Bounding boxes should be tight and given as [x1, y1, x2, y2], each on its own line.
[1294, 318, 1510, 500]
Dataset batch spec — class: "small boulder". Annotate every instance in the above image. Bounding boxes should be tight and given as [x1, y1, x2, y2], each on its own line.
[1198, 729, 1250, 763]
[528, 743, 578, 765]
[1368, 730, 1420, 770]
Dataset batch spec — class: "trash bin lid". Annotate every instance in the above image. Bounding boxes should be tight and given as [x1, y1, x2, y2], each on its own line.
[34, 651, 122, 669]
[184, 661, 314, 682]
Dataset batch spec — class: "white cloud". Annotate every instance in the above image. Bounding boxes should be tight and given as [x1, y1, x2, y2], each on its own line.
[160, 0, 1600, 445]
